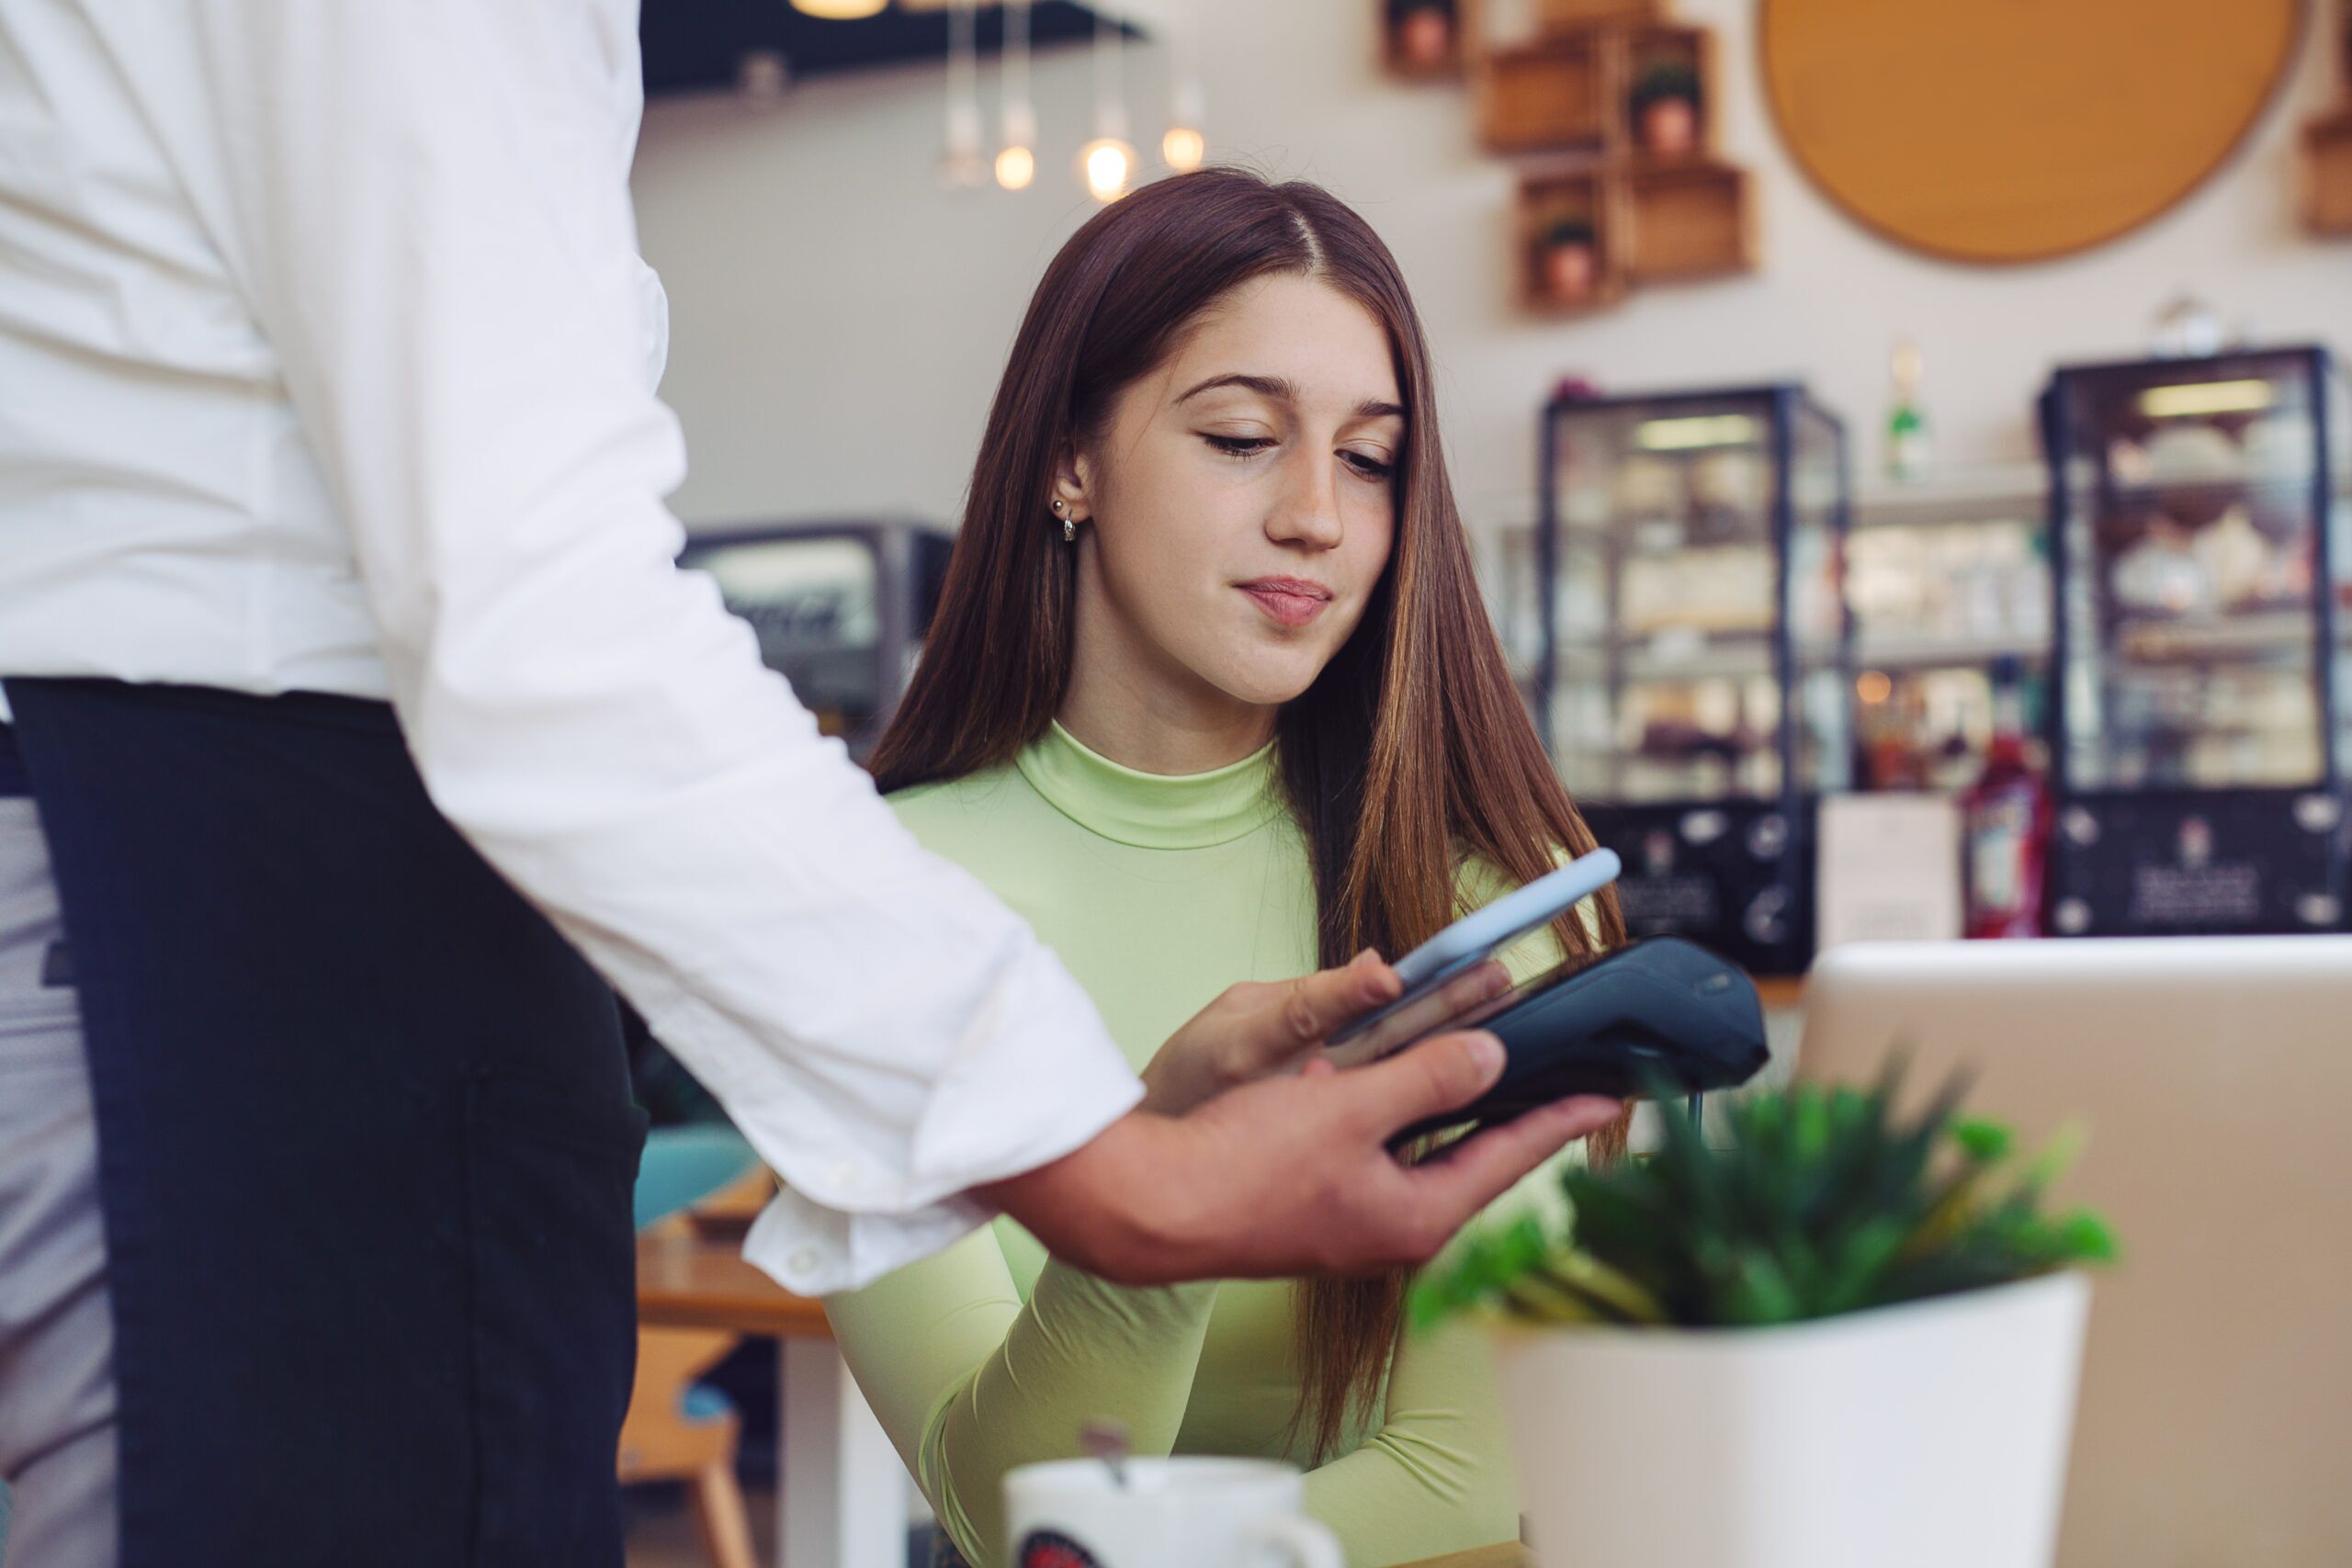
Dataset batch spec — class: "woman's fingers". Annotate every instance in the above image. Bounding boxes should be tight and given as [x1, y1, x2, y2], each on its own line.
[1322, 957, 1513, 1069]
[1143, 951, 1407, 1116]
[1276, 949, 1405, 1046]
[1158, 949, 1520, 1115]
[1227, 950, 1405, 1077]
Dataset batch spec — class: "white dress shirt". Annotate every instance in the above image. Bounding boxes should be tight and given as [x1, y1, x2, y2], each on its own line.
[0, 0, 1142, 1293]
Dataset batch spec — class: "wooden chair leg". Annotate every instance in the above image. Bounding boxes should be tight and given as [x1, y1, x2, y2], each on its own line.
[690, 1459, 761, 1568]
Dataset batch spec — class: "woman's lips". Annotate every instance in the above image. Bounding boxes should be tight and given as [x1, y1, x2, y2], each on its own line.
[1238, 578, 1334, 628]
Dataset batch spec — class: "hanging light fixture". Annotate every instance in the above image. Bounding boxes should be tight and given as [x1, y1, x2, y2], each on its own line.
[1080, 136, 1135, 202]
[1076, 10, 1135, 202]
[1161, 30, 1206, 173]
[940, 0, 987, 188]
[790, 0, 888, 18]
[995, 0, 1037, 190]
[996, 133, 1038, 193]
[1162, 118, 1206, 173]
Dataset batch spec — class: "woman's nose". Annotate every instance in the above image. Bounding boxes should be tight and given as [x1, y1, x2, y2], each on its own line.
[1265, 450, 1345, 550]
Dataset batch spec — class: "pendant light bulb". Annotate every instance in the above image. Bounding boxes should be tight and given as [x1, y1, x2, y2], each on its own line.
[996, 144, 1037, 191]
[939, 0, 985, 188]
[790, 0, 887, 17]
[1162, 55, 1207, 173]
[1080, 137, 1136, 202]
[1161, 126, 1205, 173]
[996, 3, 1037, 193]
[1080, 10, 1135, 201]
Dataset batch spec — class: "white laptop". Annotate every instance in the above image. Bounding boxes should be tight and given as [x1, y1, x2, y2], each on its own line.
[1797, 937, 2352, 1568]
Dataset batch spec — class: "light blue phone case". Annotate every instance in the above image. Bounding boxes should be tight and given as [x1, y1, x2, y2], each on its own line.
[1326, 847, 1623, 1047]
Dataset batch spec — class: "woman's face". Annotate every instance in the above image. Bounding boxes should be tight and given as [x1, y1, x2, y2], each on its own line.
[1060, 273, 1403, 721]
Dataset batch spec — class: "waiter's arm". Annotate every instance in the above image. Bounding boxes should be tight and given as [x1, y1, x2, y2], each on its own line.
[180, 1, 1603, 1292]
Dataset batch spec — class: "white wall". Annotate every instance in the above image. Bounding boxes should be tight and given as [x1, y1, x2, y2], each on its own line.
[630, 0, 2351, 535]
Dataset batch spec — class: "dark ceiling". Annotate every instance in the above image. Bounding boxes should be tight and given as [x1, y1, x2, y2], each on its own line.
[639, 2, 1141, 97]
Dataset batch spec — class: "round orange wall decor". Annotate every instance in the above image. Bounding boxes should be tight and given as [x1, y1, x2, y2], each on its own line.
[1762, 0, 2301, 264]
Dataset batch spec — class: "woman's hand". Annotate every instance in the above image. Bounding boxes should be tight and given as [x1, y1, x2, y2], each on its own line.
[1137, 950, 1513, 1116]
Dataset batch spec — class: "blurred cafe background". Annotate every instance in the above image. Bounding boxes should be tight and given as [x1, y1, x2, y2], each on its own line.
[638, 0, 2352, 965]
[602, 5, 2352, 1561]
[13, 0, 2344, 1565]
[584, 2, 2352, 1564]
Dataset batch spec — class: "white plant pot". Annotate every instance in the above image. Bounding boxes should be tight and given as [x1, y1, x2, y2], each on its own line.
[1501, 1271, 2090, 1568]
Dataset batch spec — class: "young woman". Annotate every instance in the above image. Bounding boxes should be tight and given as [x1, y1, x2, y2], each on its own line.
[826, 168, 1629, 1568]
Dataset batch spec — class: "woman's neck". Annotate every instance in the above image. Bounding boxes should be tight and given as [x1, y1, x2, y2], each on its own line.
[1057, 670, 1274, 775]
[1060, 596, 1277, 776]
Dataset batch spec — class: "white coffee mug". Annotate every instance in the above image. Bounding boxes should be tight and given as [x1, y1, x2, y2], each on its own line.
[1003, 1456, 1343, 1568]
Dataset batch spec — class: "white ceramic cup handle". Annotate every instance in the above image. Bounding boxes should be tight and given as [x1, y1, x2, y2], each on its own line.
[1245, 1517, 1345, 1568]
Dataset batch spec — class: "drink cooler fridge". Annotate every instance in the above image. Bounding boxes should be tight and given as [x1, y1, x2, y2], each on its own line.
[2040, 346, 2351, 937]
[1536, 384, 1852, 975]
[678, 518, 955, 762]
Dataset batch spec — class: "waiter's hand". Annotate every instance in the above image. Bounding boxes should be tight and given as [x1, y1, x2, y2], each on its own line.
[1136, 949, 1514, 1117]
[981, 1032, 1621, 1285]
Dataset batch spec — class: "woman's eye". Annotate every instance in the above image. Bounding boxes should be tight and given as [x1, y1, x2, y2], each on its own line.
[1203, 434, 1276, 459]
[1341, 450, 1395, 481]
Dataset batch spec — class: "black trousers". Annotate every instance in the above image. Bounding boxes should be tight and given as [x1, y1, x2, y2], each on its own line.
[5, 680, 645, 1568]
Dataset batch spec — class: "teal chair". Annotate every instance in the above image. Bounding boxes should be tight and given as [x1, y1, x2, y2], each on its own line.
[623, 1122, 764, 1568]
[635, 1122, 760, 1232]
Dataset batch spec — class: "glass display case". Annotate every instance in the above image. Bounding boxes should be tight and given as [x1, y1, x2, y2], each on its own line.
[677, 518, 955, 761]
[1847, 471, 2053, 793]
[1538, 384, 1851, 974]
[2040, 345, 2350, 935]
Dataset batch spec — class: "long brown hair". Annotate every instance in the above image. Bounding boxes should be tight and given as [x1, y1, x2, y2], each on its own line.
[870, 168, 1629, 1461]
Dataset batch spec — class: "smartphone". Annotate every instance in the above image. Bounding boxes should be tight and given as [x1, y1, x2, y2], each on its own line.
[1324, 847, 1622, 1054]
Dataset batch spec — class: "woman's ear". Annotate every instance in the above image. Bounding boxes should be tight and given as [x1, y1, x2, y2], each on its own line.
[1051, 446, 1094, 525]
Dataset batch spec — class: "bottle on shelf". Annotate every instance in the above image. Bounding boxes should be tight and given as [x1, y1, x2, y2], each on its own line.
[1960, 656, 2051, 939]
[1885, 337, 1932, 483]
[1860, 678, 1928, 791]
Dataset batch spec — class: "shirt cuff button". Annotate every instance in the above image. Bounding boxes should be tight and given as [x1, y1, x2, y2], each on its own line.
[787, 1247, 823, 1280]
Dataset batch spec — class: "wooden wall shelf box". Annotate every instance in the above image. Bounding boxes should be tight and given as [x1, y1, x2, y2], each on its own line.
[1424, 0, 1756, 314]
[1478, 33, 1614, 154]
[1626, 163, 1752, 280]
[1538, 0, 1659, 31]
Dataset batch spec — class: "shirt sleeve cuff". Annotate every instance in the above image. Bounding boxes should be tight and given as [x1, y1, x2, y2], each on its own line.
[742, 1058, 1143, 1295]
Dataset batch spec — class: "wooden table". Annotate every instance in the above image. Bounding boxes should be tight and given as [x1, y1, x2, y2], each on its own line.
[636, 1232, 832, 1339]
[636, 1234, 905, 1568]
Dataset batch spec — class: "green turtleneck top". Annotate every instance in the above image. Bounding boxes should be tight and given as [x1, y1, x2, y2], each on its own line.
[824, 723, 1574, 1568]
